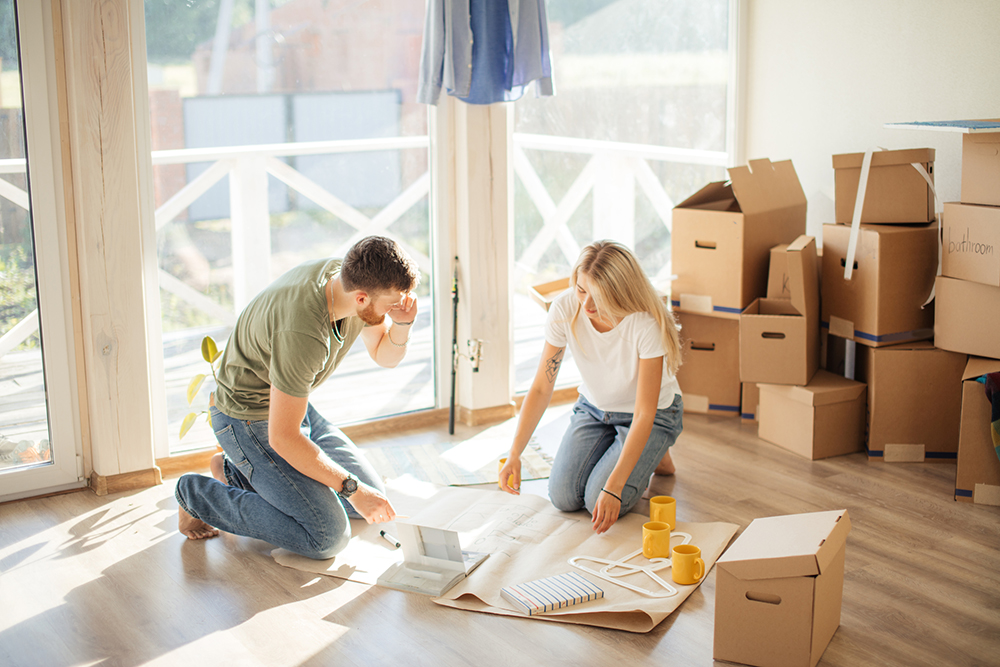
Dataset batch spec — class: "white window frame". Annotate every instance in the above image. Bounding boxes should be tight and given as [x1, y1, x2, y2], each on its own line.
[0, 0, 85, 502]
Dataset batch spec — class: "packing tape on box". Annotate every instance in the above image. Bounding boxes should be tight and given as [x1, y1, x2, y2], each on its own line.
[883, 444, 925, 463]
[973, 483, 1000, 506]
[843, 149, 943, 309]
[679, 294, 713, 314]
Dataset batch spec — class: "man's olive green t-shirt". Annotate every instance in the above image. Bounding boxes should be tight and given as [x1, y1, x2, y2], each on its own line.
[214, 258, 365, 420]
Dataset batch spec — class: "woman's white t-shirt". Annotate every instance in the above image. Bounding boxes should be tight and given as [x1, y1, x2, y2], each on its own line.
[544, 289, 682, 413]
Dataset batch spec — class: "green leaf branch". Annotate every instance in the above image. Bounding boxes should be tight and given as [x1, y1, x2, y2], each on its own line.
[180, 336, 223, 439]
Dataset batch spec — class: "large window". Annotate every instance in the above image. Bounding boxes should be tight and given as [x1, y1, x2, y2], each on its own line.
[511, 0, 733, 391]
[144, 0, 434, 454]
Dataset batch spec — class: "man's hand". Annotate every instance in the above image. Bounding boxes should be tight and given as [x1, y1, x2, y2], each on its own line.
[592, 490, 621, 534]
[346, 481, 397, 524]
[390, 292, 418, 325]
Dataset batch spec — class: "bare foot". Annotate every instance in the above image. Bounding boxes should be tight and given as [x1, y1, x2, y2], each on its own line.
[210, 452, 226, 484]
[178, 506, 220, 540]
[654, 450, 676, 476]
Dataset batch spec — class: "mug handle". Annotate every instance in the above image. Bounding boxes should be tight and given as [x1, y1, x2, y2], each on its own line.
[642, 533, 652, 557]
[694, 557, 705, 582]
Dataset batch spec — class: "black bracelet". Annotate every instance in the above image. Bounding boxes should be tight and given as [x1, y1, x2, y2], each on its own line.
[392, 320, 414, 326]
[601, 487, 622, 502]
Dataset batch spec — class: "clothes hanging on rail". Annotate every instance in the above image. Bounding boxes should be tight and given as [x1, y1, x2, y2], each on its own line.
[417, 0, 554, 105]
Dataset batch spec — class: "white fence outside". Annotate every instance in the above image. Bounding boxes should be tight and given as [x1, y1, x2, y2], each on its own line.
[0, 134, 727, 360]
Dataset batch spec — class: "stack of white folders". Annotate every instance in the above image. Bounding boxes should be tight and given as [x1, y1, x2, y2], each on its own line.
[500, 571, 604, 616]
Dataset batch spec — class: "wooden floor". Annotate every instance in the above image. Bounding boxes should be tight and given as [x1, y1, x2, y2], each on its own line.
[1, 408, 998, 667]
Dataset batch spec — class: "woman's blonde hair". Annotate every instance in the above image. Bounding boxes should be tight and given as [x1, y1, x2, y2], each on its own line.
[569, 240, 683, 376]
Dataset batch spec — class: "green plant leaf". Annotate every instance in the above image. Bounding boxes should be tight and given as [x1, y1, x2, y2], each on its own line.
[201, 336, 218, 364]
[186, 374, 206, 404]
[179, 412, 197, 439]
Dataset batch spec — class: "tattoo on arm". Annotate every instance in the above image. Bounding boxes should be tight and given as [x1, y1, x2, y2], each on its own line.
[544, 349, 564, 383]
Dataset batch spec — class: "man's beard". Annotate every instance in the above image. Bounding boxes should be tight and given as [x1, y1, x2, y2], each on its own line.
[358, 301, 385, 326]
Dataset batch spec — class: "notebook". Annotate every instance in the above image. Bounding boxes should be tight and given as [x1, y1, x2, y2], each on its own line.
[500, 571, 604, 616]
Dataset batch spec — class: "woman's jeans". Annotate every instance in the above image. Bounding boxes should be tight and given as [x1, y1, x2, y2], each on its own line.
[548, 394, 683, 517]
[175, 403, 385, 559]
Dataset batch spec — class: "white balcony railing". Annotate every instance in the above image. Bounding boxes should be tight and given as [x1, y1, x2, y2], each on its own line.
[0, 134, 727, 359]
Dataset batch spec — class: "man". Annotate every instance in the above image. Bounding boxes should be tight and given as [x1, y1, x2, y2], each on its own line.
[175, 236, 420, 559]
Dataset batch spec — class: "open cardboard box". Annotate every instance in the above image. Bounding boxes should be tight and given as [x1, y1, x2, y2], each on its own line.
[740, 236, 819, 386]
[833, 148, 935, 224]
[961, 121, 1000, 207]
[854, 341, 966, 462]
[934, 276, 1000, 360]
[955, 356, 1000, 505]
[528, 277, 570, 311]
[757, 370, 866, 460]
[821, 222, 936, 347]
[942, 202, 1000, 287]
[675, 312, 740, 416]
[715, 509, 852, 667]
[671, 158, 806, 319]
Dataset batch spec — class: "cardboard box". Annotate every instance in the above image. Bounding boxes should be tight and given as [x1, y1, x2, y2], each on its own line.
[758, 371, 866, 460]
[675, 312, 740, 416]
[742, 382, 759, 422]
[821, 223, 936, 347]
[962, 126, 1000, 207]
[955, 357, 1000, 505]
[528, 277, 569, 311]
[833, 148, 935, 224]
[714, 509, 852, 667]
[854, 342, 966, 462]
[942, 202, 1000, 287]
[671, 158, 806, 319]
[740, 236, 819, 385]
[934, 276, 1000, 359]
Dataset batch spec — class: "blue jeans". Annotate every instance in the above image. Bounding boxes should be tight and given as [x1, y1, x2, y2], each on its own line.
[548, 394, 683, 517]
[175, 403, 385, 559]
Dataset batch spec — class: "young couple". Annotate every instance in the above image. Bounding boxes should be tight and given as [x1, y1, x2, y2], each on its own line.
[177, 237, 682, 559]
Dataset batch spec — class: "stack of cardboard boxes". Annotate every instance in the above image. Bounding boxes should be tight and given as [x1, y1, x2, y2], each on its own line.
[670, 158, 807, 419]
[819, 147, 968, 465]
[929, 122, 1000, 505]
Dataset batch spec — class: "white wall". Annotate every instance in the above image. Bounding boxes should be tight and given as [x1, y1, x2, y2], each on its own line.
[743, 0, 1000, 240]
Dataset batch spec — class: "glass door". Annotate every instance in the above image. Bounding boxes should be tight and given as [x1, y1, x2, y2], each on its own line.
[0, 0, 83, 501]
[143, 0, 436, 455]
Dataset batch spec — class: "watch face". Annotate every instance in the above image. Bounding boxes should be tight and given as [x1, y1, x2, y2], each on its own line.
[341, 476, 358, 496]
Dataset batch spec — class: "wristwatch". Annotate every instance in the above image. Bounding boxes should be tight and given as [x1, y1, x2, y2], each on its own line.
[339, 474, 359, 498]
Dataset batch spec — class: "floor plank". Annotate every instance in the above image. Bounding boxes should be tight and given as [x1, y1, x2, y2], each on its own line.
[0, 409, 997, 667]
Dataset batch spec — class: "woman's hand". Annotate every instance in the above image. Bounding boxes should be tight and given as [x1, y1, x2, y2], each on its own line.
[499, 455, 521, 495]
[592, 489, 621, 534]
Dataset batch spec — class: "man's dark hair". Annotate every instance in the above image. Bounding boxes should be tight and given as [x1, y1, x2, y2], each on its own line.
[340, 236, 420, 294]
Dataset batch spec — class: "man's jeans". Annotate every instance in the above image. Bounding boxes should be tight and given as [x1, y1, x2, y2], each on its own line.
[548, 394, 683, 517]
[175, 403, 385, 559]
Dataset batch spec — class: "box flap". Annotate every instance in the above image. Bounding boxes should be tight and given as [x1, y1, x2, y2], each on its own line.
[963, 356, 1000, 381]
[814, 510, 852, 574]
[726, 158, 807, 217]
[832, 148, 935, 169]
[758, 370, 865, 407]
[675, 180, 738, 211]
[786, 235, 818, 318]
[717, 510, 850, 581]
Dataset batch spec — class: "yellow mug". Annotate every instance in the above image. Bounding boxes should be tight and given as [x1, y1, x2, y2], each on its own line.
[671, 544, 705, 585]
[650, 496, 676, 530]
[642, 521, 671, 559]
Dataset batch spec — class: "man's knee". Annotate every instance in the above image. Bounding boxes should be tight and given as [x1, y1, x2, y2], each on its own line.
[302, 527, 350, 560]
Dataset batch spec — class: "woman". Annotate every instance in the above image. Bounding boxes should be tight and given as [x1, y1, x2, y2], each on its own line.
[499, 240, 683, 534]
